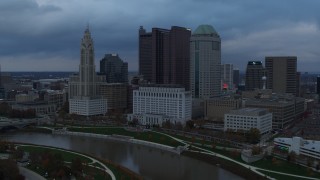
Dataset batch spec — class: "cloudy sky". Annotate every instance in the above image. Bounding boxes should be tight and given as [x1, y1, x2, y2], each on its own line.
[0, 0, 319, 72]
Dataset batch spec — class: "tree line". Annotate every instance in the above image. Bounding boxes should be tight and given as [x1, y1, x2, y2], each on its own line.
[0, 102, 36, 118]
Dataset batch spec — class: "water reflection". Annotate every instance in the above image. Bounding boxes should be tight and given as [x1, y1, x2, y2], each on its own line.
[3, 132, 243, 180]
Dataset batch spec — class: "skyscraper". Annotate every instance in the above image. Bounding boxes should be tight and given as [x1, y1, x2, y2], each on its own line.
[100, 54, 128, 83]
[245, 61, 266, 91]
[138, 26, 191, 89]
[221, 64, 233, 90]
[190, 25, 221, 98]
[317, 76, 320, 94]
[68, 27, 107, 116]
[265, 56, 297, 95]
[233, 69, 240, 88]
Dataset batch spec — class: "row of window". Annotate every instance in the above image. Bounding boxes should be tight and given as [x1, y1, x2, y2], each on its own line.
[135, 92, 183, 98]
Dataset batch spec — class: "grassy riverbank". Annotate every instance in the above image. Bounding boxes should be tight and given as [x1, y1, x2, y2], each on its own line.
[68, 127, 184, 147]
[17, 144, 142, 180]
[183, 151, 268, 180]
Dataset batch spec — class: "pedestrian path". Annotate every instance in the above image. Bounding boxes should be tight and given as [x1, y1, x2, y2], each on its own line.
[17, 144, 116, 180]
[152, 130, 318, 180]
[19, 166, 46, 180]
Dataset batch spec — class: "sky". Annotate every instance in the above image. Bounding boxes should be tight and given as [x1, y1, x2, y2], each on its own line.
[0, 0, 320, 72]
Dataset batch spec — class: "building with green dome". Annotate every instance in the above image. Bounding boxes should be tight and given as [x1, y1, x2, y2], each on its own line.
[190, 25, 221, 99]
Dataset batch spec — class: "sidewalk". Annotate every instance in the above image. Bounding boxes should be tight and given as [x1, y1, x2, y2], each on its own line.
[19, 166, 46, 180]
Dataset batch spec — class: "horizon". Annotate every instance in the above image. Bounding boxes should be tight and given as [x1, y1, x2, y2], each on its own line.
[0, 0, 320, 72]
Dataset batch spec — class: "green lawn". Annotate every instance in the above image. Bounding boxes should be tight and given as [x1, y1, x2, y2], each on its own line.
[251, 158, 320, 179]
[190, 144, 320, 179]
[171, 133, 236, 148]
[18, 145, 92, 163]
[68, 127, 184, 147]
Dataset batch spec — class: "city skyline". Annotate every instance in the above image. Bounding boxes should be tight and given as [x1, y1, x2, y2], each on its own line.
[1, 0, 320, 72]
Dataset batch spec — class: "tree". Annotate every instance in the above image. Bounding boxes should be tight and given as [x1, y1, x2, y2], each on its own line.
[71, 158, 83, 177]
[287, 151, 297, 162]
[186, 120, 194, 129]
[11, 148, 24, 160]
[0, 159, 23, 179]
[162, 120, 172, 129]
[174, 122, 183, 130]
[246, 128, 261, 144]
[0, 102, 11, 116]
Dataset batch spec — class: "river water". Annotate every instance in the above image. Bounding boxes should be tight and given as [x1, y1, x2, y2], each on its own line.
[2, 132, 243, 180]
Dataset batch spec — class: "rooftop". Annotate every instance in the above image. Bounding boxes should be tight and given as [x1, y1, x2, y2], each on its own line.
[228, 108, 269, 116]
[193, 25, 218, 35]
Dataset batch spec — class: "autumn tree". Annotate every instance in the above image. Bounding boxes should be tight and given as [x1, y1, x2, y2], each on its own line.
[246, 128, 261, 144]
[0, 159, 24, 179]
[71, 158, 83, 177]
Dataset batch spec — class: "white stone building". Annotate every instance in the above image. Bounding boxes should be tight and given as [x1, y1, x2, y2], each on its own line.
[274, 137, 320, 160]
[68, 27, 107, 116]
[128, 85, 192, 126]
[190, 25, 221, 99]
[224, 108, 272, 135]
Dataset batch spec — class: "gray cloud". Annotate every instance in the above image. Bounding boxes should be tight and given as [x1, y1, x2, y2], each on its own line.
[0, 0, 320, 72]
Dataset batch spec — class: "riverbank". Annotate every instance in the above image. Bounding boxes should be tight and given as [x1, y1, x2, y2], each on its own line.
[183, 151, 268, 180]
[15, 143, 143, 180]
[18, 127, 320, 180]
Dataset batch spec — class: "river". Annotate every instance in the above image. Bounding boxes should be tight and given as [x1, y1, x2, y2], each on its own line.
[2, 132, 243, 180]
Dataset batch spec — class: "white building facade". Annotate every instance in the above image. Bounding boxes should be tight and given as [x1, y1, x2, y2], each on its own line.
[224, 108, 272, 135]
[128, 85, 192, 126]
[68, 27, 107, 116]
[274, 137, 320, 160]
[190, 25, 221, 99]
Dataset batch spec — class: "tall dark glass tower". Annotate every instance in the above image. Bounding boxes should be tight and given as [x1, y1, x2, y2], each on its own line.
[138, 26, 191, 90]
[245, 61, 266, 91]
[100, 54, 128, 84]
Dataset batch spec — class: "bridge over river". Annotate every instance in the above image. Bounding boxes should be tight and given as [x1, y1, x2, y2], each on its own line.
[0, 117, 48, 130]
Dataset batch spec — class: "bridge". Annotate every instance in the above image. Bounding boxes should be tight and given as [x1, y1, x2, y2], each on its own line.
[0, 117, 46, 130]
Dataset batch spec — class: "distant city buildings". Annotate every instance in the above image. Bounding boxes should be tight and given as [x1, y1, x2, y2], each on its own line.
[100, 54, 128, 84]
[245, 61, 266, 91]
[245, 94, 304, 129]
[221, 64, 233, 90]
[317, 76, 320, 94]
[139, 26, 191, 90]
[68, 27, 107, 116]
[265, 56, 297, 95]
[274, 137, 320, 160]
[190, 25, 221, 99]
[205, 96, 242, 122]
[128, 84, 192, 126]
[224, 108, 272, 135]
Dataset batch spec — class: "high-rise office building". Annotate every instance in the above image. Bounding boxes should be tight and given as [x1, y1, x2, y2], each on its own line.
[221, 64, 233, 90]
[0, 65, 4, 99]
[317, 76, 320, 94]
[265, 56, 297, 95]
[233, 69, 240, 88]
[99, 83, 127, 112]
[68, 27, 107, 116]
[100, 54, 128, 83]
[245, 61, 266, 91]
[190, 25, 221, 98]
[138, 26, 191, 90]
